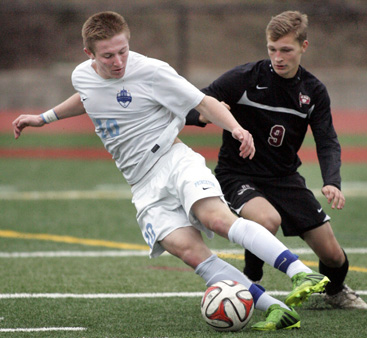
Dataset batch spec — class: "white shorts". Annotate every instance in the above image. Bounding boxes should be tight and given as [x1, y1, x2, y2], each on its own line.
[131, 143, 224, 258]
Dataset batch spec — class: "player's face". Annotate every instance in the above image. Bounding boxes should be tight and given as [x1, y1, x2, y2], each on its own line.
[267, 33, 308, 79]
[85, 32, 130, 79]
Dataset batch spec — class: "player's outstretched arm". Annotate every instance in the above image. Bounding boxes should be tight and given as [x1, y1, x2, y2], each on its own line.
[195, 95, 255, 159]
[12, 93, 86, 139]
[197, 101, 230, 124]
[187, 101, 230, 126]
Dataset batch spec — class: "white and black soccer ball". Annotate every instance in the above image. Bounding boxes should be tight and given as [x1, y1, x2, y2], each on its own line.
[201, 280, 254, 332]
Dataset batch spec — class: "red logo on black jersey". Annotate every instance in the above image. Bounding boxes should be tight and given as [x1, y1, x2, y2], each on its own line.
[299, 92, 310, 107]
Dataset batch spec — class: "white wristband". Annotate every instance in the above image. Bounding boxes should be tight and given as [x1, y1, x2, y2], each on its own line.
[40, 109, 59, 124]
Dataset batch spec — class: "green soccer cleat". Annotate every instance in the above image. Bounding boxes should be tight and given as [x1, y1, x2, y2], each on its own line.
[285, 271, 330, 307]
[251, 304, 301, 331]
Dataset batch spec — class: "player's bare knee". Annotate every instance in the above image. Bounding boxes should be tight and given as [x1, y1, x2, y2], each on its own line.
[207, 216, 229, 236]
[200, 208, 235, 237]
[263, 214, 281, 234]
[254, 211, 281, 234]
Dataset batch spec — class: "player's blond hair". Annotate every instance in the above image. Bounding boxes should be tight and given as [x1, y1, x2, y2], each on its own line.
[266, 10, 308, 45]
[82, 11, 131, 54]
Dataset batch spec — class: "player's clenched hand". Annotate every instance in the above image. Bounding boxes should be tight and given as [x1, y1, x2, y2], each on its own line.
[232, 127, 255, 159]
[12, 114, 45, 139]
[322, 185, 345, 210]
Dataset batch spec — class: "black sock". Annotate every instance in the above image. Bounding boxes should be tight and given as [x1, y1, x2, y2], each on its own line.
[243, 249, 264, 281]
[319, 250, 349, 296]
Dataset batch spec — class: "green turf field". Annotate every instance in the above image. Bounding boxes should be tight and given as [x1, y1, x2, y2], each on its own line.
[1, 133, 366, 337]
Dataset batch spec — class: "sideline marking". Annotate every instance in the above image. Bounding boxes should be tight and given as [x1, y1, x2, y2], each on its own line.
[0, 189, 132, 200]
[0, 229, 366, 273]
[1, 248, 366, 257]
[0, 327, 86, 333]
[0, 291, 366, 299]
[0, 230, 149, 251]
[0, 229, 366, 259]
[0, 250, 149, 258]
[1, 182, 367, 200]
[0, 246, 366, 273]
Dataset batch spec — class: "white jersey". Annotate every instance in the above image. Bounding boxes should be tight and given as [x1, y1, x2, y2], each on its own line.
[71, 51, 205, 185]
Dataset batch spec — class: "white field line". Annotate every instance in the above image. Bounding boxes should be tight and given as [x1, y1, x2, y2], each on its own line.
[0, 292, 203, 299]
[0, 248, 366, 258]
[0, 291, 366, 300]
[1, 183, 367, 200]
[0, 327, 86, 333]
[0, 250, 149, 258]
[213, 248, 367, 255]
[0, 189, 132, 200]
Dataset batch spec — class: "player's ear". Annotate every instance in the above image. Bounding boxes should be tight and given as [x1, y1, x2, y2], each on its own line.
[301, 40, 309, 53]
[84, 48, 94, 59]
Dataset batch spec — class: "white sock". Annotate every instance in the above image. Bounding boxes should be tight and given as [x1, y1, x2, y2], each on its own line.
[228, 218, 288, 267]
[286, 261, 312, 278]
[228, 218, 312, 277]
[256, 293, 290, 311]
[195, 254, 253, 289]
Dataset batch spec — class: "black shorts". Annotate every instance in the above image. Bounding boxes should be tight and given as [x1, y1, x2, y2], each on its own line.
[216, 171, 330, 237]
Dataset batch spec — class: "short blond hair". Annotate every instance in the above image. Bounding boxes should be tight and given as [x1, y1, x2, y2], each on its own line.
[266, 10, 308, 44]
[82, 11, 130, 53]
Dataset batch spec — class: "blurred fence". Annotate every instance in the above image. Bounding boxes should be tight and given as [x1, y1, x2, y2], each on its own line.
[1, 0, 367, 109]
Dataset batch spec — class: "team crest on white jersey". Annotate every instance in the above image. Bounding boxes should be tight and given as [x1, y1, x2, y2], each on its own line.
[299, 92, 310, 107]
[117, 88, 132, 108]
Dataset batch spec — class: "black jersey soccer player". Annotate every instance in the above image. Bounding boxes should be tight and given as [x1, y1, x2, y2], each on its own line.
[187, 10, 367, 309]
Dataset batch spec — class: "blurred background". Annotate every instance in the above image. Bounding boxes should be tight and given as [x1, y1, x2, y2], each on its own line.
[1, 0, 367, 111]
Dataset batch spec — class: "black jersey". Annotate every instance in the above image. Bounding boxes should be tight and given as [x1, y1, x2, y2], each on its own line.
[188, 59, 341, 189]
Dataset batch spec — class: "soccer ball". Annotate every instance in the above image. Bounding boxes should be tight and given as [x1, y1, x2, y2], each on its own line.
[201, 280, 254, 332]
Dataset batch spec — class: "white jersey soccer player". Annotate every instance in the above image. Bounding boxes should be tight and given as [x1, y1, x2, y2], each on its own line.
[73, 51, 221, 257]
